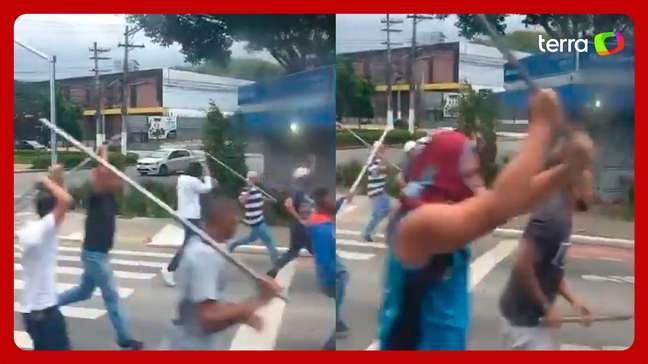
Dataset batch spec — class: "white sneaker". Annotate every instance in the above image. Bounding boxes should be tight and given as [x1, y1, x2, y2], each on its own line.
[161, 268, 176, 287]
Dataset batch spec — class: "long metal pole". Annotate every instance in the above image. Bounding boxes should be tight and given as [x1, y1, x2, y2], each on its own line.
[49, 56, 57, 165]
[339, 126, 392, 213]
[540, 314, 633, 325]
[336, 122, 401, 171]
[37, 118, 287, 301]
[203, 151, 278, 203]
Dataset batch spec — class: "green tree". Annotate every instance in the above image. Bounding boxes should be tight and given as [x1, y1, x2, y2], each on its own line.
[175, 58, 284, 81]
[457, 87, 499, 184]
[14, 81, 82, 142]
[435, 14, 633, 41]
[475, 30, 547, 53]
[128, 15, 334, 73]
[203, 104, 248, 196]
[336, 59, 374, 121]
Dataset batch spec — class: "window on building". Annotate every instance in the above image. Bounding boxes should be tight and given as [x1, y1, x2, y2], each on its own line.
[130, 85, 137, 107]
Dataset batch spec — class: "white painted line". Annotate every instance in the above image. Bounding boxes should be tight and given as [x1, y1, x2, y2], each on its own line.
[603, 346, 629, 350]
[14, 263, 156, 280]
[14, 331, 33, 350]
[59, 232, 84, 241]
[494, 228, 634, 248]
[336, 239, 386, 250]
[366, 339, 379, 350]
[581, 274, 634, 284]
[15, 244, 175, 259]
[14, 279, 134, 299]
[470, 239, 518, 291]
[337, 229, 385, 239]
[14, 302, 106, 319]
[230, 245, 312, 257]
[571, 255, 623, 262]
[561, 343, 595, 350]
[229, 261, 298, 350]
[148, 224, 185, 247]
[337, 250, 375, 261]
[14, 252, 167, 269]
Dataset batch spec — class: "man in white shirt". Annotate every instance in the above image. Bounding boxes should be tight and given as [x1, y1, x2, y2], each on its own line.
[161, 161, 213, 287]
[163, 190, 281, 350]
[17, 171, 74, 350]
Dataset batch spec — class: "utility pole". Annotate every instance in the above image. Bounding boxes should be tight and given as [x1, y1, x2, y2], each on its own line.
[406, 14, 435, 134]
[90, 42, 111, 146]
[381, 15, 403, 129]
[118, 26, 144, 155]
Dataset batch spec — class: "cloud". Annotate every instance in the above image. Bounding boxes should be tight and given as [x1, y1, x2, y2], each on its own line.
[14, 14, 275, 81]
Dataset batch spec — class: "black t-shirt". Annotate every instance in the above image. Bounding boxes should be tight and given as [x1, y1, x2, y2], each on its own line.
[83, 192, 118, 253]
[499, 191, 572, 326]
[289, 189, 313, 244]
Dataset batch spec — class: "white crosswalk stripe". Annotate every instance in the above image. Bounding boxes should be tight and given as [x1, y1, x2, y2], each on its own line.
[14, 252, 167, 269]
[14, 263, 156, 280]
[14, 302, 106, 319]
[14, 279, 134, 299]
[14, 243, 175, 259]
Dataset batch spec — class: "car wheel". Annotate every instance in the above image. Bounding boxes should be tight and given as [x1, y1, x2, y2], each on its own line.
[158, 165, 168, 176]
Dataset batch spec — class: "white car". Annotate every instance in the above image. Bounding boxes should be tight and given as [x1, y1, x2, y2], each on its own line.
[136, 148, 200, 176]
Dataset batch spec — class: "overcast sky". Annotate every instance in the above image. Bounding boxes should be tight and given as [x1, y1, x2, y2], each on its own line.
[14, 14, 275, 81]
[336, 14, 537, 54]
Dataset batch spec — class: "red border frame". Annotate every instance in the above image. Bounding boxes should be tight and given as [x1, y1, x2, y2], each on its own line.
[3, 1, 642, 361]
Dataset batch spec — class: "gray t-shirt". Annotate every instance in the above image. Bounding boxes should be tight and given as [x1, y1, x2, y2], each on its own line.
[164, 236, 228, 350]
[499, 190, 573, 327]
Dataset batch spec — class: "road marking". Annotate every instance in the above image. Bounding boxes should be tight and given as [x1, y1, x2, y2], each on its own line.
[336, 238, 386, 249]
[14, 302, 106, 319]
[14, 252, 167, 269]
[14, 331, 33, 350]
[14, 263, 156, 280]
[14, 279, 134, 299]
[470, 239, 518, 291]
[571, 255, 623, 262]
[494, 228, 634, 248]
[14, 244, 175, 259]
[602, 346, 629, 350]
[337, 229, 385, 239]
[561, 343, 595, 350]
[229, 261, 298, 350]
[581, 274, 634, 284]
[366, 339, 379, 350]
[148, 224, 185, 247]
[337, 250, 375, 261]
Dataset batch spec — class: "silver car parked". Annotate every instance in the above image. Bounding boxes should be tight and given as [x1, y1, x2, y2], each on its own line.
[136, 148, 200, 176]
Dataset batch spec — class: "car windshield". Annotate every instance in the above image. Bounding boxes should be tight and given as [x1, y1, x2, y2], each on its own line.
[148, 150, 170, 158]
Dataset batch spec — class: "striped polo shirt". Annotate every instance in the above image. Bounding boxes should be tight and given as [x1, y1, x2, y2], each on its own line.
[367, 157, 387, 197]
[241, 185, 264, 226]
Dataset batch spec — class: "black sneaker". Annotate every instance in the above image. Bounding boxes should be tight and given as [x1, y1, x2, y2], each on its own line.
[267, 269, 278, 279]
[335, 321, 350, 339]
[322, 336, 335, 350]
[364, 235, 373, 243]
[119, 339, 144, 350]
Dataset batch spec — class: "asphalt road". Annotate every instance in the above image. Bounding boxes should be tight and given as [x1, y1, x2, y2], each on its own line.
[335, 196, 634, 351]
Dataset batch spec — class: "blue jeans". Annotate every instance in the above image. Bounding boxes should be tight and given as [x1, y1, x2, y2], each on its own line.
[22, 306, 70, 350]
[363, 193, 391, 238]
[58, 250, 133, 346]
[229, 222, 279, 265]
[322, 257, 349, 346]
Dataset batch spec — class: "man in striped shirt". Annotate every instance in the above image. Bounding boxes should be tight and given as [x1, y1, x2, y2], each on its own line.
[228, 171, 280, 265]
[363, 142, 391, 242]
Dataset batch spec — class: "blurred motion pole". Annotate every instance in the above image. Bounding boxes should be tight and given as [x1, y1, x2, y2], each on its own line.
[14, 39, 57, 165]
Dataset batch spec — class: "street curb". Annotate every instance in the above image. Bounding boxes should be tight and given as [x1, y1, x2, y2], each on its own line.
[14, 169, 47, 174]
[493, 228, 634, 250]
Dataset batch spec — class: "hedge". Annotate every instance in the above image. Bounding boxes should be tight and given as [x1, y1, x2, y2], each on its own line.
[29, 151, 138, 170]
[336, 128, 427, 148]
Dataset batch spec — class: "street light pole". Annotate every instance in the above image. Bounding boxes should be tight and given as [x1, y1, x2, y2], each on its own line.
[14, 39, 57, 165]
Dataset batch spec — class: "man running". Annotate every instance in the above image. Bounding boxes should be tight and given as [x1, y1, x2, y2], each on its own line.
[394, 89, 594, 265]
[499, 154, 594, 350]
[17, 171, 74, 350]
[163, 190, 281, 350]
[267, 167, 314, 278]
[363, 142, 390, 242]
[58, 144, 143, 350]
[228, 171, 279, 265]
[379, 129, 486, 350]
[309, 187, 349, 350]
[161, 161, 212, 287]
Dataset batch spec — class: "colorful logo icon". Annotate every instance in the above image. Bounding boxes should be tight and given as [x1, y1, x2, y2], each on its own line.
[594, 32, 625, 56]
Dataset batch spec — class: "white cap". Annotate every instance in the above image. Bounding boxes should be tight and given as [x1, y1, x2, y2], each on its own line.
[293, 167, 310, 179]
[403, 141, 417, 153]
[247, 171, 258, 179]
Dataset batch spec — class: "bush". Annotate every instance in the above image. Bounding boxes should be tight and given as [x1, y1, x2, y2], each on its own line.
[336, 128, 426, 148]
[30, 151, 137, 170]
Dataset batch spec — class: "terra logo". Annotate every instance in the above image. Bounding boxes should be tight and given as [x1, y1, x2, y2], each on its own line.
[538, 32, 624, 56]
